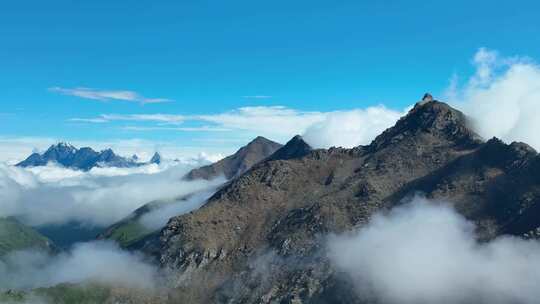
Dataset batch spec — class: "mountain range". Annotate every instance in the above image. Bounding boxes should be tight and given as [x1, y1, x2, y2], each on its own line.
[4, 98, 540, 303]
[16, 143, 162, 171]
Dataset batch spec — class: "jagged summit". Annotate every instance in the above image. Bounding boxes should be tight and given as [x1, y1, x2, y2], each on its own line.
[185, 136, 283, 180]
[419, 92, 433, 105]
[17, 143, 143, 171]
[267, 135, 312, 161]
[370, 98, 482, 151]
[150, 152, 162, 164]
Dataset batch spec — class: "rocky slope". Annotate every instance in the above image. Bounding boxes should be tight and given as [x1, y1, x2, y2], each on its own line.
[101, 137, 282, 252]
[185, 136, 282, 180]
[158, 100, 540, 303]
[16, 143, 160, 171]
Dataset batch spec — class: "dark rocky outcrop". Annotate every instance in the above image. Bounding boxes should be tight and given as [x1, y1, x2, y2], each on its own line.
[267, 135, 312, 161]
[158, 100, 540, 303]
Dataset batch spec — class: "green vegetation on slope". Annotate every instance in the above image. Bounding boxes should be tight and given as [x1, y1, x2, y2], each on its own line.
[0, 217, 54, 256]
[106, 219, 153, 248]
[1, 283, 166, 304]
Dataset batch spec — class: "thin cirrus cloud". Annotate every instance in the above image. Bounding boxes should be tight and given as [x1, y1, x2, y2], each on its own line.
[242, 95, 272, 99]
[122, 126, 231, 132]
[49, 87, 172, 105]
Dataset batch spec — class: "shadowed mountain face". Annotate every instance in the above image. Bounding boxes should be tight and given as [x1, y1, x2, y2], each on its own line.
[16, 143, 159, 171]
[185, 136, 283, 180]
[158, 100, 540, 303]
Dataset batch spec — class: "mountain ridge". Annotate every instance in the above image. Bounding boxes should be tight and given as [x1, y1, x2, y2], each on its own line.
[16, 143, 160, 171]
[158, 99, 540, 303]
[185, 136, 283, 180]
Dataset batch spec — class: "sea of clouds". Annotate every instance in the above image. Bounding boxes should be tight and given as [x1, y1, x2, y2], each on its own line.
[0, 160, 224, 228]
[0, 241, 158, 291]
[328, 197, 540, 304]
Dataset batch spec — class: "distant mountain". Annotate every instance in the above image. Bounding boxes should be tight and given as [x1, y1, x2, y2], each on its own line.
[16, 143, 161, 171]
[149, 152, 162, 165]
[185, 136, 283, 180]
[0, 217, 55, 256]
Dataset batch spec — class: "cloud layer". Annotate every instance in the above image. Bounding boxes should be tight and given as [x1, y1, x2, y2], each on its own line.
[302, 106, 405, 148]
[0, 162, 224, 227]
[139, 189, 219, 231]
[72, 105, 406, 149]
[448, 48, 540, 151]
[0, 241, 158, 290]
[328, 198, 540, 304]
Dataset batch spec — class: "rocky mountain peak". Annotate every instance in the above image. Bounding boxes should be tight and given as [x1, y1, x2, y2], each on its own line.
[17, 143, 143, 170]
[267, 135, 312, 161]
[370, 98, 481, 151]
[150, 152, 162, 164]
[44, 142, 77, 156]
[185, 136, 283, 180]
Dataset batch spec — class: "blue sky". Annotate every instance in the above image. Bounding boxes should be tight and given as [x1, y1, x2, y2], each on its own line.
[1, 0, 539, 160]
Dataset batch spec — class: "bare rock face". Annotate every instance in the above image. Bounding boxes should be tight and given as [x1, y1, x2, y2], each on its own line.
[185, 136, 283, 180]
[159, 100, 540, 303]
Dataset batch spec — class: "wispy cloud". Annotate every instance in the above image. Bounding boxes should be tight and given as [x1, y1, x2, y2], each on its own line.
[122, 126, 230, 132]
[100, 114, 184, 123]
[49, 87, 172, 105]
[70, 114, 185, 124]
[242, 95, 272, 99]
[69, 117, 109, 123]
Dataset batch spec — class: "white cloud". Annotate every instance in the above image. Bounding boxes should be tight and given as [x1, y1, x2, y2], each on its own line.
[447, 48, 540, 151]
[138, 188, 220, 231]
[72, 104, 405, 148]
[328, 198, 540, 304]
[302, 106, 405, 148]
[0, 137, 57, 165]
[0, 162, 224, 227]
[0, 241, 158, 290]
[122, 125, 230, 132]
[100, 114, 185, 124]
[193, 106, 327, 140]
[49, 87, 172, 105]
[242, 95, 272, 99]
